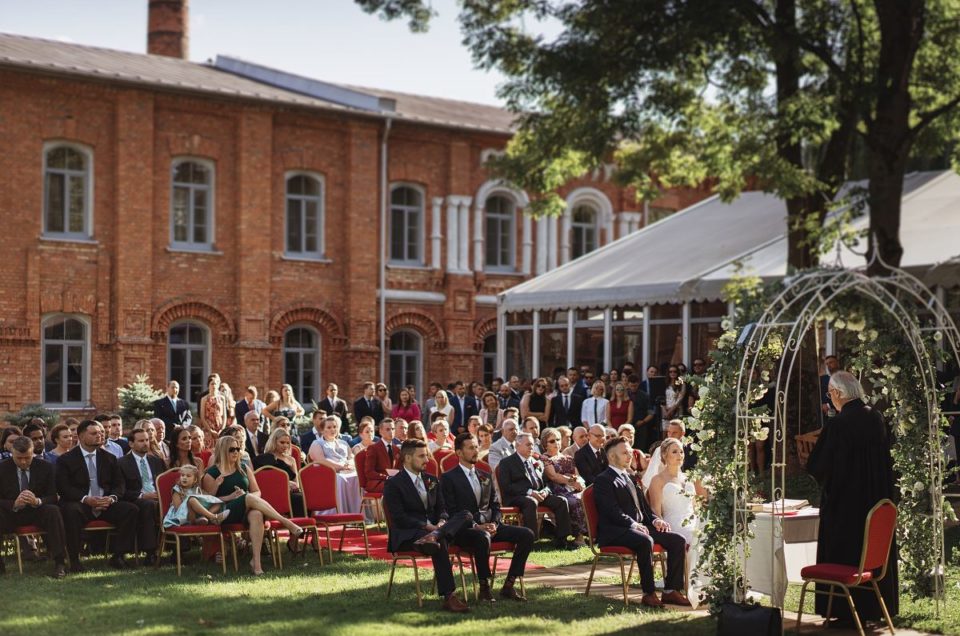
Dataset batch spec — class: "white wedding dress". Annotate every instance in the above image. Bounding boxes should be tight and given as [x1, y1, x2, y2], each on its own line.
[658, 475, 705, 607]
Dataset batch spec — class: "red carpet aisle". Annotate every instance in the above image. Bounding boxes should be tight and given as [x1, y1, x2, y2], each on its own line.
[314, 528, 543, 572]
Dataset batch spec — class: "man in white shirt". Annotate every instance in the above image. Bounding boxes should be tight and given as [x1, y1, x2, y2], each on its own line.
[486, 419, 519, 470]
[117, 428, 165, 565]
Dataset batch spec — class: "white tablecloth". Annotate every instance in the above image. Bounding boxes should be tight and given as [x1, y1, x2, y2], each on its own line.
[745, 508, 820, 607]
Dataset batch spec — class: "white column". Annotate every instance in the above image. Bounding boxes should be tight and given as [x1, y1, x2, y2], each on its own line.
[473, 202, 484, 272]
[682, 302, 691, 365]
[603, 308, 612, 374]
[547, 216, 558, 270]
[536, 218, 548, 275]
[431, 197, 443, 269]
[642, 305, 651, 372]
[566, 310, 575, 369]
[458, 197, 471, 272]
[605, 215, 614, 246]
[446, 196, 459, 272]
[560, 211, 571, 265]
[521, 212, 532, 274]
[617, 214, 629, 241]
[531, 311, 541, 379]
[496, 303, 507, 379]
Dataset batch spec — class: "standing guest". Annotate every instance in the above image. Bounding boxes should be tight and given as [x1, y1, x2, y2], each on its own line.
[478, 391, 505, 431]
[423, 382, 443, 413]
[242, 411, 269, 458]
[486, 419, 519, 470]
[199, 375, 228, 449]
[168, 425, 203, 471]
[44, 424, 74, 464]
[202, 436, 304, 575]
[539, 427, 587, 545]
[220, 383, 238, 428]
[497, 383, 521, 411]
[0, 428, 22, 461]
[819, 354, 841, 420]
[442, 433, 535, 601]
[101, 414, 129, 455]
[263, 384, 305, 433]
[520, 379, 550, 426]
[662, 366, 688, 422]
[151, 418, 171, 466]
[497, 432, 574, 548]
[23, 422, 47, 457]
[806, 371, 899, 627]
[640, 365, 659, 396]
[567, 367, 588, 399]
[300, 411, 327, 454]
[0, 436, 68, 577]
[563, 426, 589, 458]
[253, 428, 305, 517]
[581, 381, 610, 427]
[391, 388, 422, 423]
[574, 424, 608, 486]
[318, 383, 350, 429]
[56, 420, 138, 571]
[308, 415, 362, 514]
[630, 374, 658, 453]
[394, 418, 409, 442]
[153, 380, 193, 441]
[477, 424, 494, 459]
[406, 420, 428, 443]
[449, 382, 475, 435]
[364, 419, 398, 494]
[607, 383, 634, 428]
[430, 390, 455, 425]
[592, 436, 690, 608]
[382, 439, 472, 613]
[376, 383, 393, 415]
[351, 421, 377, 456]
[234, 386, 266, 433]
[545, 377, 584, 429]
[354, 382, 385, 425]
[117, 428, 165, 565]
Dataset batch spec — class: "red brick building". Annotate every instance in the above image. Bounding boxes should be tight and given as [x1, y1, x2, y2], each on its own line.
[0, 3, 708, 414]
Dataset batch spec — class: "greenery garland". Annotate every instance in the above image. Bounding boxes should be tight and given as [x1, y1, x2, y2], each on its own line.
[687, 271, 953, 613]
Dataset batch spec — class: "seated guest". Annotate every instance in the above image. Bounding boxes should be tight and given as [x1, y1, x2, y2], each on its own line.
[540, 427, 587, 545]
[465, 415, 482, 438]
[0, 427, 22, 461]
[269, 416, 302, 449]
[497, 432, 574, 548]
[618, 424, 649, 479]
[593, 436, 690, 608]
[253, 428, 305, 517]
[105, 413, 130, 455]
[477, 423, 494, 460]
[118, 428, 165, 565]
[0, 436, 68, 577]
[352, 420, 377, 456]
[364, 419, 398, 494]
[562, 426, 588, 458]
[406, 420, 428, 443]
[242, 411, 268, 458]
[382, 439, 472, 613]
[150, 418, 171, 466]
[394, 418, 408, 442]
[428, 420, 454, 453]
[308, 415, 361, 514]
[574, 424, 608, 486]
[93, 414, 124, 458]
[556, 425, 573, 453]
[478, 391, 505, 431]
[299, 411, 327, 454]
[441, 433, 534, 601]
[56, 419, 139, 571]
[185, 424, 211, 468]
[486, 419, 518, 470]
[44, 423, 74, 464]
[521, 417, 542, 453]
[22, 422, 48, 458]
[153, 380, 192, 441]
[168, 426, 204, 471]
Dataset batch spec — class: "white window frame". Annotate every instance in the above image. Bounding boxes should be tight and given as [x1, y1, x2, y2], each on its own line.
[388, 330, 423, 401]
[40, 313, 91, 407]
[167, 320, 211, 406]
[284, 171, 326, 259]
[42, 141, 94, 239]
[484, 194, 517, 272]
[482, 334, 497, 386]
[388, 182, 426, 266]
[170, 157, 216, 251]
[282, 325, 322, 405]
[570, 204, 599, 259]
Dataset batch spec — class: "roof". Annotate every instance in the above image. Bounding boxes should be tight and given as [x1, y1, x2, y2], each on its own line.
[0, 32, 517, 134]
[499, 170, 960, 313]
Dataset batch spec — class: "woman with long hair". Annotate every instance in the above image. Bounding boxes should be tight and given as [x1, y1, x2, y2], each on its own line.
[202, 435, 304, 575]
[168, 425, 203, 470]
[199, 375, 227, 449]
[264, 384, 304, 426]
[254, 428, 305, 517]
[520, 378, 549, 425]
[607, 382, 634, 428]
[391, 387, 421, 422]
[429, 389, 454, 423]
[478, 391, 504, 430]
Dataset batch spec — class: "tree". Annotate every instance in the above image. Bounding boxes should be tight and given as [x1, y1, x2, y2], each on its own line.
[358, 0, 960, 273]
[117, 374, 163, 429]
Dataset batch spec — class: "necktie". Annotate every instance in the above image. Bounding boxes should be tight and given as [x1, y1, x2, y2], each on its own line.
[596, 448, 602, 462]
[525, 461, 541, 490]
[594, 400, 598, 422]
[139, 457, 155, 494]
[625, 475, 643, 522]
[563, 393, 569, 410]
[367, 398, 372, 410]
[19, 468, 29, 492]
[85, 453, 102, 497]
[468, 469, 481, 504]
[387, 444, 394, 464]
[415, 475, 428, 508]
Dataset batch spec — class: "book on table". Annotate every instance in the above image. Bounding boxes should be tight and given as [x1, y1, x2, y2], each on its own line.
[748, 499, 810, 513]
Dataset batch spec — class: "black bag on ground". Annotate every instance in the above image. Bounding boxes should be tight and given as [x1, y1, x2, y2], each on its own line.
[716, 602, 782, 635]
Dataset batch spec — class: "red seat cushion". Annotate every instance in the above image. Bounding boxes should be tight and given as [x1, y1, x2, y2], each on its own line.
[801, 563, 872, 585]
[311, 512, 364, 524]
[600, 545, 636, 555]
[84, 520, 115, 529]
[490, 541, 515, 552]
[267, 518, 318, 529]
[165, 524, 225, 534]
[15, 525, 43, 534]
[393, 551, 422, 558]
[363, 492, 383, 499]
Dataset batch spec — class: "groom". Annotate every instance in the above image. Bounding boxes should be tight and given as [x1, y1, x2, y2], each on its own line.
[593, 436, 690, 607]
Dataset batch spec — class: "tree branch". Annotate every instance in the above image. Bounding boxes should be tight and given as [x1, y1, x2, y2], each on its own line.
[911, 92, 960, 135]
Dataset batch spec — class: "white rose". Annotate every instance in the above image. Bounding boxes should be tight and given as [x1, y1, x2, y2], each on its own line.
[934, 331, 944, 342]
[691, 406, 702, 418]
[913, 480, 925, 494]
[721, 319, 733, 331]
[699, 385, 710, 397]
[834, 318, 846, 329]
[761, 370, 770, 382]
[754, 427, 769, 441]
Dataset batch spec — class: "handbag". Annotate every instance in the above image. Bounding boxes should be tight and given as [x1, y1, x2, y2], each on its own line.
[716, 602, 782, 636]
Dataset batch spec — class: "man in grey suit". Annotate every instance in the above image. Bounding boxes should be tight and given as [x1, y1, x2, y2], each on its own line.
[486, 418, 518, 470]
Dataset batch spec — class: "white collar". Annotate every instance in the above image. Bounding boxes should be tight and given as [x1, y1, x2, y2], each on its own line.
[404, 467, 423, 484]
[383, 438, 393, 448]
[610, 465, 630, 479]
[459, 463, 475, 478]
[81, 447, 98, 458]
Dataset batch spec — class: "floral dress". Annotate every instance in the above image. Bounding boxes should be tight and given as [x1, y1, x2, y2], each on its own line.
[201, 394, 225, 449]
[162, 484, 225, 528]
[542, 453, 587, 536]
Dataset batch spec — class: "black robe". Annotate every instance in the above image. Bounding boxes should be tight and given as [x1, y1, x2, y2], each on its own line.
[806, 398, 899, 620]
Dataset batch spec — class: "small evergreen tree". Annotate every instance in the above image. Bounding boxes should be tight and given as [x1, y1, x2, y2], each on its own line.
[3, 403, 59, 429]
[117, 374, 163, 429]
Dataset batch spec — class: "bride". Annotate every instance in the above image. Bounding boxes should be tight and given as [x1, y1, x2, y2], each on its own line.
[647, 437, 708, 606]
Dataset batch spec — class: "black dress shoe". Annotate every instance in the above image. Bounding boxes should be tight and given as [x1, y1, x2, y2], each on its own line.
[51, 563, 67, 579]
[109, 555, 131, 569]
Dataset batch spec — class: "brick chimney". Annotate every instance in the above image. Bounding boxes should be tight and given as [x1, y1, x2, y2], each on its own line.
[147, 0, 189, 59]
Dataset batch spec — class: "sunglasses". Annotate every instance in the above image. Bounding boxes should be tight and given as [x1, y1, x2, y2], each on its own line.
[228, 447, 241, 453]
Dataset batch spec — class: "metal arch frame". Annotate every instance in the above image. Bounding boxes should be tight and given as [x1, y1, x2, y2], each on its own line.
[730, 265, 960, 614]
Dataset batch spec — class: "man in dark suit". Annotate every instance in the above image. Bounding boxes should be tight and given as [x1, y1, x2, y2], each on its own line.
[497, 383, 521, 411]
[593, 436, 690, 608]
[364, 419, 398, 494]
[117, 428, 165, 565]
[242, 411, 269, 457]
[153, 380, 193, 440]
[56, 420, 139, 571]
[575, 424, 608, 486]
[318, 383, 350, 428]
[442, 432, 534, 601]
[568, 367, 589, 399]
[299, 410, 326, 452]
[497, 433, 573, 548]
[354, 382, 385, 425]
[449, 382, 477, 435]
[383, 439, 472, 612]
[103, 414, 129, 455]
[0, 436, 68, 577]
[234, 385, 266, 432]
[629, 374, 659, 453]
[548, 377, 584, 428]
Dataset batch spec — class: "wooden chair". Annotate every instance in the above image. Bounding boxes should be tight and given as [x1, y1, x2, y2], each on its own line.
[154, 468, 229, 575]
[299, 463, 370, 561]
[253, 466, 323, 569]
[797, 499, 897, 636]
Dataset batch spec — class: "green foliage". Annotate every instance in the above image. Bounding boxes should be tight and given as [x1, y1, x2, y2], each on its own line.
[2, 403, 59, 429]
[117, 374, 163, 429]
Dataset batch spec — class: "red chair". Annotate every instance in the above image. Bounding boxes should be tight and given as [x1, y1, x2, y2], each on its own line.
[253, 466, 323, 569]
[582, 485, 666, 606]
[423, 458, 439, 477]
[299, 464, 370, 561]
[4, 525, 46, 574]
[290, 445, 303, 467]
[439, 453, 460, 473]
[493, 464, 549, 532]
[154, 468, 229, 575]
[354, 448, 384, 523]
[83, 519, 139, 564]
[433, 448, 454, 466]
[797, 499, 897, 635]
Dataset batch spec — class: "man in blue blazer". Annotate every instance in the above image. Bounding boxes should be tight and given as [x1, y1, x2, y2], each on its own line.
[448, 382, 479, 435]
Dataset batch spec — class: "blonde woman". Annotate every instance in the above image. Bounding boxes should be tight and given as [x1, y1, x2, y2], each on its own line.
[581, 381, 609, 427]
[254, 428, 305, 517]
[264, 384, 305, 424]
[221, 382, 238, 427]
[307, 415, 361, 514]
[429, 389, 455, 423]
[202, 435, 304, 575]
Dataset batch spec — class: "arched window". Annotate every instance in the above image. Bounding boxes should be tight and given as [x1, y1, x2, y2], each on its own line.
[42, 315, 88, 405]
[171, 159, 214, 249]
[285, 173, 325, 258]
[485, 195, 516, 270]
[168, 322, 209, 406]
[389, 185, 423, 265]
[43, 144, 92, 237]
[389, 330, 422, 400]
[483, 335, 497, 386]
[283, 326, 320, 405]
[571, 204, 599, 259]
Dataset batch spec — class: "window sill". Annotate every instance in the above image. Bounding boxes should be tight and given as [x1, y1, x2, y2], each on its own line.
[484, 270, 527, 277]
[281, 254, 332, 264]
[387, 263, 434, 271]
[166, 245, 224, 256]
[41, 404, 96, 412]
[39, 235, 98, 247]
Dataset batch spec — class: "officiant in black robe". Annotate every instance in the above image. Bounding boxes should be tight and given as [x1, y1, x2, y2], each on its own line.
[806, 371, 898, 625]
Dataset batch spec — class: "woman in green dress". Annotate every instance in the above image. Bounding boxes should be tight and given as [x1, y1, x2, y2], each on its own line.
[202, 435, 304, 575]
